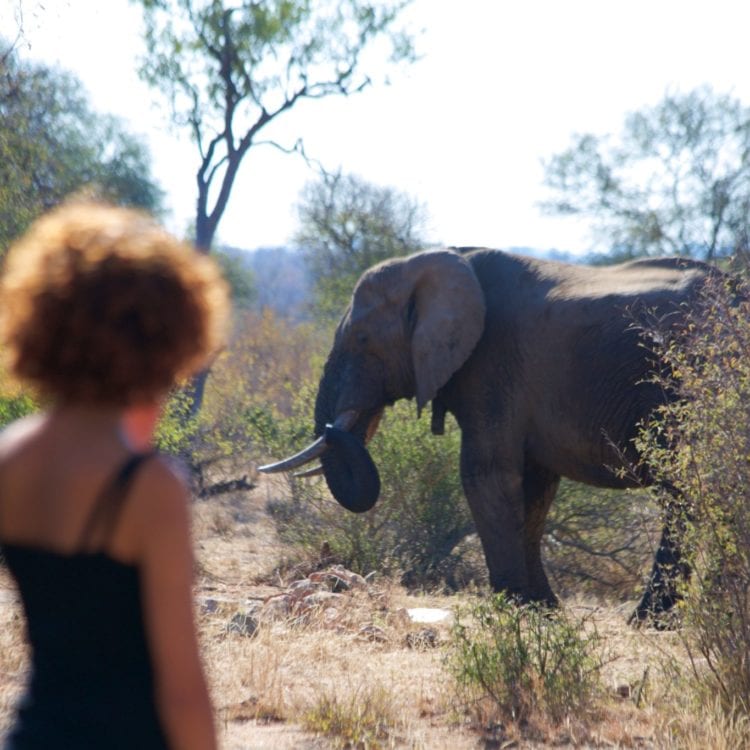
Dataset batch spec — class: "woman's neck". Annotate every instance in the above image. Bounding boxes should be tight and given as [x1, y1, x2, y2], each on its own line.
[120, 402, 161, 451]
[47, 404, 127, 446]
[50, 403, 121, 429]
[48, 401, 160, 452]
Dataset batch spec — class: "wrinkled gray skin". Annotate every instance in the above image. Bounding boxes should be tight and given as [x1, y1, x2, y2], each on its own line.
[301, 248, 719, 622]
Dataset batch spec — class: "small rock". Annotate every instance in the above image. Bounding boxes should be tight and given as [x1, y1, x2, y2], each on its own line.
[407, 607, 452, 624]
[616, 684, 632, 699]
[302, 591, 345, 608]
[310, 569, 351, 592]
[263, 594, 293, 619]
[358, 624, 388, 643]
[227, 610, 259, 637]
[308, 565, 368, 592]
[346, 572, 368, 589]
[321, 607, 341, 625]
[392, 608, 412, 627]
[308, 570, 342, 588]
[288, 579, 322, 595]
[406, 628, 439, 650]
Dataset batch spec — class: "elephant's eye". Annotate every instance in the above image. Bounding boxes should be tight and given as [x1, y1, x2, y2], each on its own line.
[355, 332, 369, 347]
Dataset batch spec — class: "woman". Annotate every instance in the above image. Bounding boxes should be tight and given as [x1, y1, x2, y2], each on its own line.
[0, 202, 229, 749]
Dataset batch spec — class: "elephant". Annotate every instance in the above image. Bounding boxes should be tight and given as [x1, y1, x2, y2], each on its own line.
[261, 246, 725, 623]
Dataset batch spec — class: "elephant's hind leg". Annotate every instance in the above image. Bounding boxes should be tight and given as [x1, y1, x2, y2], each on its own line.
[522, 461, 560, 607]
[630, 506, 690, 628]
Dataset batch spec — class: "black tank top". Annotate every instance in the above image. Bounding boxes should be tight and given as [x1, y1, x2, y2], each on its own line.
[1, 453, 169, 749]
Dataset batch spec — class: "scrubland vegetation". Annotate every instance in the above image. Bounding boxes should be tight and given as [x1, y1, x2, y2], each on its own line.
[2, 275, 750, 749]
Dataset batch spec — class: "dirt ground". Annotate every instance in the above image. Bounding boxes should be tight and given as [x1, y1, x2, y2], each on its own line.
[0, 473, 699, 748]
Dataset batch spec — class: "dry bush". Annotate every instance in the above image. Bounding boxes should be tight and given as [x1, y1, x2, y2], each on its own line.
[301, 683, 403, 749]
[655, 694, 750, 749]
[544, 482, 660, 601]
[154, 309, 326, 494]
[210, 308, 326, 421]
[637, 276, 750, 723]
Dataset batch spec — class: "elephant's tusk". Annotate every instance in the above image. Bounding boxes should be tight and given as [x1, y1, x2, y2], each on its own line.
[293, 465, 324, 478]
[258, 435, 327, 474]
[258, 410, 359, 474]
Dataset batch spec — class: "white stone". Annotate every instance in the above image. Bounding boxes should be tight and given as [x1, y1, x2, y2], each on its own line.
[406, 607, 453, 624]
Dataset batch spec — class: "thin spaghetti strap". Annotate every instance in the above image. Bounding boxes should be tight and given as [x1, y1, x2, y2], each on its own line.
[77, 452, 156, 550]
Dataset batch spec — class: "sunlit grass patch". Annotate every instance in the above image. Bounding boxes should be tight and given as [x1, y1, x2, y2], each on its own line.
[302, 682, 403, 749]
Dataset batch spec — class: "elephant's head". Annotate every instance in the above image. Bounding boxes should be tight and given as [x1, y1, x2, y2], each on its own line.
[259, 249, 486, 512]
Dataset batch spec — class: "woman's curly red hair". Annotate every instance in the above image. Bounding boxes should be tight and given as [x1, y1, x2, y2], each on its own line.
[0, 202, 230, 406]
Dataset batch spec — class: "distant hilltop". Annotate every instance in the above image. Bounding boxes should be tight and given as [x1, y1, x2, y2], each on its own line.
[220, 245, 311, 321]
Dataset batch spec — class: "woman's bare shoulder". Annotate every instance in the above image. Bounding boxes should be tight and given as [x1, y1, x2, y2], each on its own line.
[110, 453, 194, 564]
[132, 454, 192, 521]
[140, 453, 190, 489]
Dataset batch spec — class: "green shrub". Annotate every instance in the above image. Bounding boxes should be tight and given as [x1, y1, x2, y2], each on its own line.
[368, 402, 474, 587]
[636, 276, 750, 717]
[446, 593, 603, 727]
[154, 380, 295, 497]
[0, 391, 36, 428]
[153, 386, 239, 494]
[154, 388, 199, 457]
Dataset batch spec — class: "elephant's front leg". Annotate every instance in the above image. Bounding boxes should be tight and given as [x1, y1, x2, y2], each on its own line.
[460, 438, 530, 598]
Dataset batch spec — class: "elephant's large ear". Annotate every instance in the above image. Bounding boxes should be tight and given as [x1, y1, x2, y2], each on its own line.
[406, 250, 485, 415]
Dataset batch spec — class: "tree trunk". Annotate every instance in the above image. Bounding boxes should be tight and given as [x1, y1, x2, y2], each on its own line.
[187, 368, 210, 419]
[194, 210, 215, 255]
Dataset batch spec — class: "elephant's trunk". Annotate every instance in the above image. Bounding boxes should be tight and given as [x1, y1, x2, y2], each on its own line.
[299, 353, 379, 512]
[319, 422, 381, 513]
[259, 360, 383, 513]
[259, 410, 381, 513]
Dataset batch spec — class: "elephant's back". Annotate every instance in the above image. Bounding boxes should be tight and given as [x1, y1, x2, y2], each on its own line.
[547, 258, 711, 306]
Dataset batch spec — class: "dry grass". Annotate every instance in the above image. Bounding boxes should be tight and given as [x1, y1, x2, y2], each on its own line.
[0, 474, 746, 748]
[0, 584, 27, 740]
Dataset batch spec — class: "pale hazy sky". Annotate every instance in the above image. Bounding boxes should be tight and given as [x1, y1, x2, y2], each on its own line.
[6, 0, 750, 253]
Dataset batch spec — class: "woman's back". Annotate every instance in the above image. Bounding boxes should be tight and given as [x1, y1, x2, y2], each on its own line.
[0, 202, 226, 750]
[3, 547, 168, 748]
[0, 418, 169, 749]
